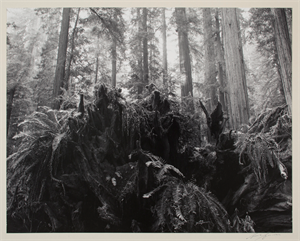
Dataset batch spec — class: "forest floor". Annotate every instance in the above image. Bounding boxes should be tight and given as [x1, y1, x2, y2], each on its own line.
[6, 84, 292, 233]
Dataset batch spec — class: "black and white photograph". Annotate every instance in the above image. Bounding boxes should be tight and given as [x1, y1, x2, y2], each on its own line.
[4, 3, 295, 237]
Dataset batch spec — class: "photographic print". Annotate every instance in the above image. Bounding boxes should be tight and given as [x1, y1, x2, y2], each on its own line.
[5, 3, 294, 237]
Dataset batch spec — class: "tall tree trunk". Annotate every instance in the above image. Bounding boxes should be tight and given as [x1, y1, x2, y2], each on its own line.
[162, 8, 168, 85]
[215, 9, 228, 114]
[276, 64, 286, 98]
[175, 8, 194, 112]
[203, 8, 218, 113]
[65, 8, 80, 91]
[52, 8, 70, 110]
[148, 14, 152, 83]
[272, 8, 292, 114]
[269, 13, 286, 105]
[176, 9, 184, 75]
[142, 8, 149, 87]
[111, 9, 118, 87]
[149, 38, 153, 82]
[222, 8, 249, 129]
[137, 8, 143, 94]
[111, 38, 117, 87]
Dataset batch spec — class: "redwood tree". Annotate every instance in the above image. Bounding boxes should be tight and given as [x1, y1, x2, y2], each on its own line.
[65, 8, 80, 92]
[215, 9, 228, 114]
[52, 8, 70, 110]
[222, 8, 249, 129]
[175, 8, 193, 111]
[272, 8, 292, 115]
[111, 9, 118, 87]
[137, 8, 143, 94]
[203, 8, 218, 113]
[162, 8, 168, 85]
[142, 8, 149, 87]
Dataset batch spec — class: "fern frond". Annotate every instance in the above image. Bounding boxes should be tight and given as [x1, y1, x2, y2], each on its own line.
[235, 130, 288, 184]
[52, 133, 67, 152]
[151, 180, 229, 232]
[143, 185, 166, 199]
[157, 164, 185, 182]
[12, 131, 35, 140]
[174, 185, 186, 223]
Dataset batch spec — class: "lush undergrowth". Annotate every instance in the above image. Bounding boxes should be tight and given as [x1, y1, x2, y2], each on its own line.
[7, 85, 292, 232]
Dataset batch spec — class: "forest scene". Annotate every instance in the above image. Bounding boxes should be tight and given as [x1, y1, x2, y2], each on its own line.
[6, 7, 292, 233]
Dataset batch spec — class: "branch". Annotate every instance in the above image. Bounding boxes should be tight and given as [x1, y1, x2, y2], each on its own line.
[199, 99, 211, 127]
[89, 8, 122, 44]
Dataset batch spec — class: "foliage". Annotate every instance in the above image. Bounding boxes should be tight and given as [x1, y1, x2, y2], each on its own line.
[150, 179, 230, 232]
[127, 8, 164, 95]
[248, 104, 290, 134]
[6, 7, 293, 233]
[235, 132, 288, 183]
[88, 7, 126, 83]
[7, 106, 75, 231]
[248, 8, 277, 65]
[7, 9, 54, 154]
[7, 83, 228, 232]
[7, 85, 122, 231]
[230, 210, 255, 232]
[245, 8, 287, 115]
[128, 148, 231, 233]
[7, 73, 292, 233]
[147, 8, 163, 84]
[235, 105, 291, 184]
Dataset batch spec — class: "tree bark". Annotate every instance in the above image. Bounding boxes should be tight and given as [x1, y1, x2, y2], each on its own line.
[222, 8, 249, 129]
[149, 38, 153, 82]
[203, 8, 218, 113]
[142, 8, 149, 87]
[111, 9, 118, 87]
[137, 8, 143, 94]
[272, 8, 292, 115]
[65, 8, 80, 91]
[275, 64, 286, 98]
[215, 9, 228, 115]
[175, 8, 194, 112]
[111, 38, 117, 87]
[162, 8, 168, 85]
[52, 8, 71, 110]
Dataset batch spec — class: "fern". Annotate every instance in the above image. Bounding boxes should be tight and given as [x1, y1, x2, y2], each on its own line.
[7, 107, 75, 230]
[248, 105, 288, 134]
[236, 132, 288, 183]
[151, 179, 229, 232]
[231, 210, 255, 232]
[122, 103, 151, 150]
[130, 147, 230, 232]
[157, 164, 185, 182]
[59, 87, 78, 110]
